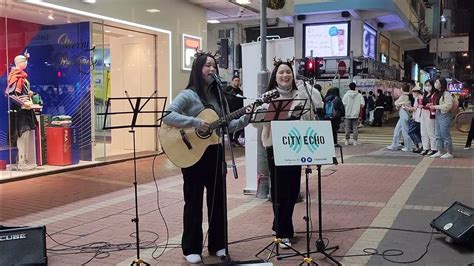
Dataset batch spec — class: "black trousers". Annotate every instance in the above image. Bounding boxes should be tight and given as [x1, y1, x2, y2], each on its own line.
[373, 108, 384, 126]
[466, 118, 474, 148]
[266, 147, 301, 238]
[330, 117, 341, 145]
[181, 144, 225, 255]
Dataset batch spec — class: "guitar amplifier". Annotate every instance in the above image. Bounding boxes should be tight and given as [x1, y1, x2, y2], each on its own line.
[430, 201, 474, 245]
[0, 225, 47, 265]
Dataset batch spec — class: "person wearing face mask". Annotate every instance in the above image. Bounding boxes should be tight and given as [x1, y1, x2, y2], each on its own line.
[419, 80, 438, 156]
[253, 59, 321, 249]
[162, 52, 252, 264]
[427, 78, 454, 159]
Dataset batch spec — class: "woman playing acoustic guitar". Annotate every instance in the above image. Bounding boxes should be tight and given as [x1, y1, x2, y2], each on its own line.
[161, 52, 251, 264]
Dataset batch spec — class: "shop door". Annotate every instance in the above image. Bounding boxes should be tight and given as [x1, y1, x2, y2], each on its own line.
[110, 32, 155, 154]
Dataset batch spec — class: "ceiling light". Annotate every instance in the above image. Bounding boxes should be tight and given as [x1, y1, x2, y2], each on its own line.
[82, 0, 96, 3]
[207, 19, 220, 24]
[48, 14, 54, 20]
[467, 65, 471, 69]
[462, 53, 468, 57]
[236, 0, 251, 4]
[105, 30, 111, 33]
[127, 34, 134, 37]
[146, 9, 160, 13]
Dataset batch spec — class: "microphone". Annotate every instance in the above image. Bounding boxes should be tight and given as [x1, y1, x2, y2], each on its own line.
[211, 73, 224, 87]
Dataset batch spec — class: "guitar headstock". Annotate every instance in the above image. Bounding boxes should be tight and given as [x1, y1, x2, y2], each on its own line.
[259, 89, 280, 103]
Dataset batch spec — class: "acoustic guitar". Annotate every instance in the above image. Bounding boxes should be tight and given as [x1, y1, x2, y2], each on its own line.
[159, 90, 279, 168]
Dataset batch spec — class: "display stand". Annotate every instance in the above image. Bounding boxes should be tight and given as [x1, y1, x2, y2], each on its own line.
[251, 99, 308, 261]
[267, 120, 341, 265]
[98, 91, 168, 266]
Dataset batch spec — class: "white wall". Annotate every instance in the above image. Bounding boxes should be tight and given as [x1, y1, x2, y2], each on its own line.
[36, 0, 208, 99]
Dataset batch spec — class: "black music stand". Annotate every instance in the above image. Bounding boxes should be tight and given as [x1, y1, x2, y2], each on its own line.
[274, 120, 341, 266]
[98, 91, 168, 266]
[251, 98, 310, 262]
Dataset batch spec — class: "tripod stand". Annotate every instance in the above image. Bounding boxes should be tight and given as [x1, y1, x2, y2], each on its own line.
[252, 99, 309, 262]
[99, 91, 168, 265]
[278, 164, 341, 265]
[261, 120, 341, 265]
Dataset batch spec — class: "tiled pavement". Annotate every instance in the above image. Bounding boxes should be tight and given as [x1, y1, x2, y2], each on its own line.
[0, 135, 473, 265]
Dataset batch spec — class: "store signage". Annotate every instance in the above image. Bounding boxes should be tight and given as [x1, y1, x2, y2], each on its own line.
[391, 42, 400, 62]
[271, 121, 335, 166]
[429, 36, 469, 53]
[304, 22, 349, 57]
[379, 34, 390, 64]
[362, 24, 376, 59]
[182, 34, 202, 71]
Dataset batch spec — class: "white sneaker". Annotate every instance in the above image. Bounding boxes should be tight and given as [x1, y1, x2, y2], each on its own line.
[353, 140, 359, 146]
[344, 140, 350, 146]
[279, 238, 292, 249]
[386, 146, 397, 151]
[464, 146, 471, 150]
[216, 248, 226, 257]
[184, 254, 202, 264]
[440, 153, 454, 159]
[430, 151, 443, 158]
[401, 147, 409, 152]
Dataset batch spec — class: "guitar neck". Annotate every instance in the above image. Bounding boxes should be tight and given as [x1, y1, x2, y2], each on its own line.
[207, 89, 278, 131]
[209, 105, 249, 131]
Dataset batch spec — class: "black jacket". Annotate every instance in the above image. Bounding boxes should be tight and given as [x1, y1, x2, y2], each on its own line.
[224, 85, 244, 112]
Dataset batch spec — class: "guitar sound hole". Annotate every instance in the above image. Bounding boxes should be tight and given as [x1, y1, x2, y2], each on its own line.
[195, 129, 211, 139]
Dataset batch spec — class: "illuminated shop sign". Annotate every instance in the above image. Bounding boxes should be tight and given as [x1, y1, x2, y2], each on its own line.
[362, 23, 376, 59]
[303, 22, 350, 58]
[182, 34, 202, 71]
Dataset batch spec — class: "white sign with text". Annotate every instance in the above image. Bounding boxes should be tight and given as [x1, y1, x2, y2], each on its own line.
[271, 120, 335, 166]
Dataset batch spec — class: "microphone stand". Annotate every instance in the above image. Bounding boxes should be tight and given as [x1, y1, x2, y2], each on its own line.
[213, 77, 237, 263]
[213, 74, 267, 265]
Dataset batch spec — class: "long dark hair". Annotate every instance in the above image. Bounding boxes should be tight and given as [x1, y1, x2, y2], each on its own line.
[329, 87, 341, 98]
[265, 61, 297, 92]
[186, 53, 220, 103]
[422, 79, 435, 105]
[435, 77, 448, 104]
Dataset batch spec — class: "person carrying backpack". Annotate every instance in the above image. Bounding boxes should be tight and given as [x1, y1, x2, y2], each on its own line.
[324, 87, 345, 145]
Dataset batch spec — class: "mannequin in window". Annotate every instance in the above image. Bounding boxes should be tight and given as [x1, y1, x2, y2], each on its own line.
[5, 51, 38, 170]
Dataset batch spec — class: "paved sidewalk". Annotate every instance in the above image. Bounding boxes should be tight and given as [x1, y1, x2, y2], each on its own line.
[1, 143, 473, 265]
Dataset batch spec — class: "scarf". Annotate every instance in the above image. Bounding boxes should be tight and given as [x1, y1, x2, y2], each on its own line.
[276, 86, 292, 98]
[7, 67, 28, 94]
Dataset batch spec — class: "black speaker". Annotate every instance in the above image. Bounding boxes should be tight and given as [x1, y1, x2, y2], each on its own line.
[430, 201, 474, 245]
[377, 22, 385, 29]
[235, 43, 242, 69]
[296, 14, 306, 21]
[341, 11, 351, 18]
[218, 38, 229, 69]
[0, 225, 47, 265]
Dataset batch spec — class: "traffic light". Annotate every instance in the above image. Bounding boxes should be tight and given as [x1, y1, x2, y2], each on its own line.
[305, 57, 316, 77]
[297, 57, 322, 78]
[352, 60, 363, 76]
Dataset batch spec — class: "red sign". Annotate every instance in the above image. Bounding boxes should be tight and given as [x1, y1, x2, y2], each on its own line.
[338, 61, 346, 76]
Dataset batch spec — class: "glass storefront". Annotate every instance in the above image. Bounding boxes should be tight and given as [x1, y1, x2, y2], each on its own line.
[0, 0, 167, 181]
